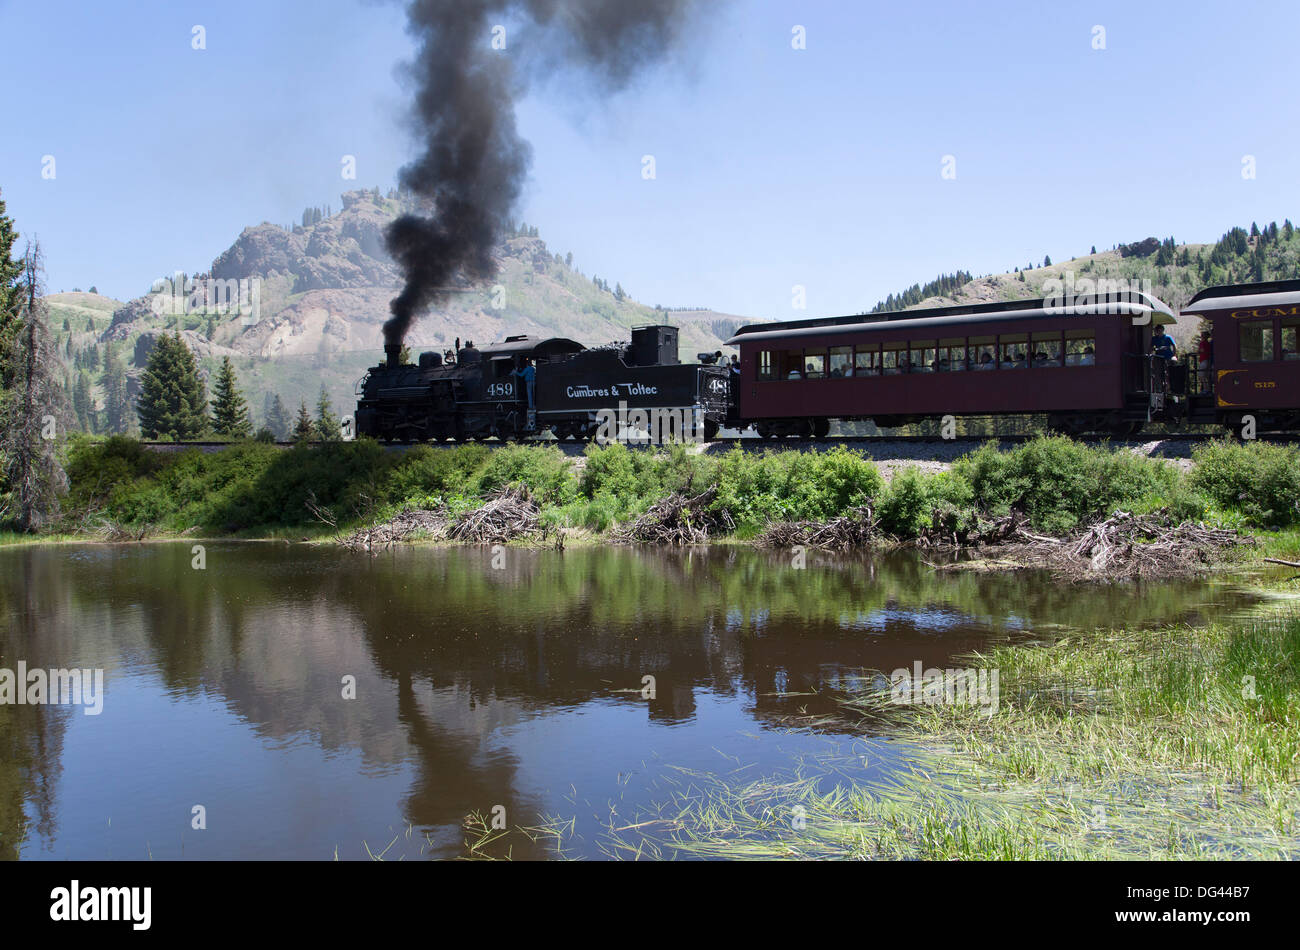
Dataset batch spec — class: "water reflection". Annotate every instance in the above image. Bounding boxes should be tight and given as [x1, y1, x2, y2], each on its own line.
[0, 542, 1259, 860]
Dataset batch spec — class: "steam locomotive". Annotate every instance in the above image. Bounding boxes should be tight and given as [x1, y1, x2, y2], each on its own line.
[354, 324, 732, 443]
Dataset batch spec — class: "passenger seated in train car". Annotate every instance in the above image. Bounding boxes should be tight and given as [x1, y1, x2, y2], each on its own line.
[977, 351, 994, 370]
[1033, 350, 1048, 364]
[787, 366, 802, 379]
[1079, 345, 1095, 366]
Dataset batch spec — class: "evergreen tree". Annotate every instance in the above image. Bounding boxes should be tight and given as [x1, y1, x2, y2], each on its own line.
[293, 400, 314, 442]
[102, 344, 132, 433]
[0, 189, 24, 390]
[72, 371, 95, 432]
[136, 332, 209, 439]
[315, 385, 340, 441]
[1043, 255, 1051, 267]
[1, 241, 69, 530]
[264, 393, 291, 440]
[1090, 245, 1097, 255]
[210, 356, 252, 438]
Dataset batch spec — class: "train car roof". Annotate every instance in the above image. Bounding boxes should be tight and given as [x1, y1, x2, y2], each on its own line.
[726, 292, 1176, 345]
[1183, 279, 1300, 313]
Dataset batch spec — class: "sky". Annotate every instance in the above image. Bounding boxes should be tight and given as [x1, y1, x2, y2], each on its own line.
[1, 0, 1297, 320]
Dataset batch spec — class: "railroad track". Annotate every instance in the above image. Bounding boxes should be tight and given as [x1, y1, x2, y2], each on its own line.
[137, 431, 1300, 453]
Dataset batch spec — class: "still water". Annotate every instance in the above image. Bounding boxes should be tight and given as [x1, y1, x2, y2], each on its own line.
[0, 542, 1258, 860]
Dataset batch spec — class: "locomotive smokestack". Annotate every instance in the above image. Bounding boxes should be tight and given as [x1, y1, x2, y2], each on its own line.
[385, 343, 401, 368]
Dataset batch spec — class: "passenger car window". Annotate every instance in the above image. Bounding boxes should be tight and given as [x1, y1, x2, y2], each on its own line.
[1239, 321, 1274, 362]
[1065, 333, 1096, 366]
[829, 346, 853, 377]
[1282, 320, 1298, 360]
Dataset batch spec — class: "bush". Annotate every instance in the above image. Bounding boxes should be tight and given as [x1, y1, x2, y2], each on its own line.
[1190, 440, 1300, 528]
[474, 444, 574, 505]
[708, 447, 884, 531]
[384, 444, 489, 501]
[954, 436, 1177, 534]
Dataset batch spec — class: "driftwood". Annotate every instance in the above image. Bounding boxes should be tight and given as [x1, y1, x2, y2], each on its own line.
[1263, 558, 1300, 569]
[448, 486, 546, 544]
[614, 485, 733, 546]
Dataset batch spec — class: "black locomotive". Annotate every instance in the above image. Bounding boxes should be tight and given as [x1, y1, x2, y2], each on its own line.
[355, 324, 731, 443]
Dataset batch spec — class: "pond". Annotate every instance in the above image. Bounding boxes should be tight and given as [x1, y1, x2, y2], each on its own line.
[0, 542, 1261, 860]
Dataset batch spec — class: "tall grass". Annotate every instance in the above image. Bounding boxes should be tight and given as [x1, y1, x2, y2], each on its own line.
[595, 611, 1300, 860]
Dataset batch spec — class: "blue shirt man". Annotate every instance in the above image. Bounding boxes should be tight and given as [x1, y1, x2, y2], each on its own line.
[513, 359, 536, 408]
[1152, 327, 1176, 360]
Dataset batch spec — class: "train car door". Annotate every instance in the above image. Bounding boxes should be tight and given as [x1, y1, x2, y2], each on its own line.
[1123, 321, 1150, 394]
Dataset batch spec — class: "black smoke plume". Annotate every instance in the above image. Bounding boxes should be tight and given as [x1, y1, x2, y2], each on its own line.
[384, 0, 716, 346]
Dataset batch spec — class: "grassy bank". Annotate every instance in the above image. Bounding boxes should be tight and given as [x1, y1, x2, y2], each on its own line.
[591, 607, 1300, 860]
[29, 434, 1300, 552]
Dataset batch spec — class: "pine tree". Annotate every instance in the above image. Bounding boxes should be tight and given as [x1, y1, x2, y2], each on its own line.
[1, 241, 69, 530]
[1043, 255, 1052, 267]
[102, 344, 132, 433]
[293, 400, 314, 442]
[0, 189, 24, 390]
[315, 385, 340, 441]
[72, 371, 95, 432]
[210, 356, 252, 438]
[264, 393, 290, 440]
[136, 332, 209, 440]
[1090, 245, 1097, 255]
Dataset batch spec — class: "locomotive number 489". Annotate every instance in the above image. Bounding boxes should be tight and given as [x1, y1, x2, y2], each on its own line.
[486, 382, 515, 397]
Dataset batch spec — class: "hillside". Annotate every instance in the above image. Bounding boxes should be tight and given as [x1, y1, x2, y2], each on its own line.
[45, 190, 739, 435]
[883, 221, 1300, 352]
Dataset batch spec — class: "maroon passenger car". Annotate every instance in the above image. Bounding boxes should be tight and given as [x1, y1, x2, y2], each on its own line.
[1179, 279, 1300, 432]
[726, 291, 1180, 438]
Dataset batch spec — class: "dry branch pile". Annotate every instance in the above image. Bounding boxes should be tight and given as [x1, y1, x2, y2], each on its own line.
[340, 507, 450, 551]
[448, 486, 546, 544]
[96, 519, 151, 542]
[989, 509, 1248, 581]
[614, 485, 733, 546]
[758, 505, 879, 551]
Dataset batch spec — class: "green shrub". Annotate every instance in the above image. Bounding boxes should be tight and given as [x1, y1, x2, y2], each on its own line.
[384, 444, 489, 501]
[1190, 440, 1300, 528]
[474, 444, 574, 505]
[954, 436, 1177, 534]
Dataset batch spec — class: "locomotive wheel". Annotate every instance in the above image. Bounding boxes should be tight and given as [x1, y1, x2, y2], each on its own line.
[702, 420, 720, 442]
[794, 420, 813, 439]
[811, 418, 830, 439]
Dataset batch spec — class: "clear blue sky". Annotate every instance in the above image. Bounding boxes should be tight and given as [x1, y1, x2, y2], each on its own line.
[1, 0, 1296, 319]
